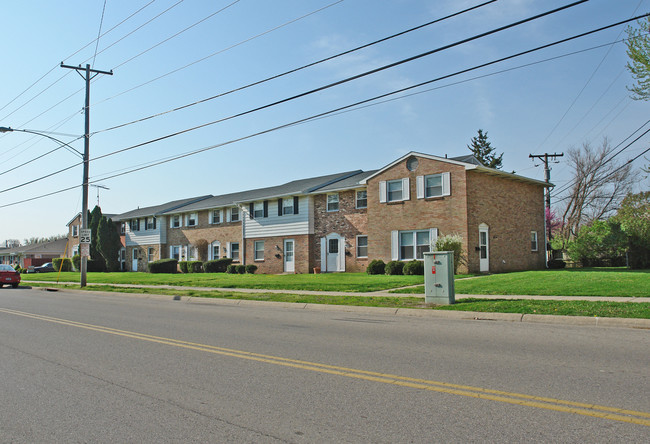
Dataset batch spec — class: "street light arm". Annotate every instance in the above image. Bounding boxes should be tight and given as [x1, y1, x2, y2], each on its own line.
[0, 126, 83, 158]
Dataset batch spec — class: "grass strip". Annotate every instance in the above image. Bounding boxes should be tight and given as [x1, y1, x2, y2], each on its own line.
[29, 283, 650, 318]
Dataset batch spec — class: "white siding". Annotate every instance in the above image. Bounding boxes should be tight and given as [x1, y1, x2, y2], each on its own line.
[244, 197, 311, 238]
[125, 216, 165, 246]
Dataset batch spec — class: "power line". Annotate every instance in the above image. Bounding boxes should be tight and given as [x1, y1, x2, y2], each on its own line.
[92, 0, 108, 67]
[93, 0, 498, 135]
[4, 9, 646, 206]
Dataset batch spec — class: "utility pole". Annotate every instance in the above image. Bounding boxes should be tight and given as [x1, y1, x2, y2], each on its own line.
[61, 63, 113, 287]
[529, 152, 563, 263]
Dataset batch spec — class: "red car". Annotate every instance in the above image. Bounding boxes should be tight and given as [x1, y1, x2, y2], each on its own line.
[0, 264, 20, 288]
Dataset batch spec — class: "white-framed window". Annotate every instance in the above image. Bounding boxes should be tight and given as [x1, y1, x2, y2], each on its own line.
[186, 213, 198, 227]
[146, 217, 156, 230]
[130, 219, 141, 232]
[230, 207, 240, 222]
[148, 247, 154, 262]
[253, 202, 264, 218]
[356, 190, 367, 209]
[327, 193, 339, 212]
[72, 225, 79, 236]
[171, 215, 181, 228]
[387, 180, 403, 202]
[417, 172, 451, 199]
[73, 245, 79, 256]
[254, 241, 264, 261]
[120, 223, 125, 234]
[357, 235, 368, 258]
[212, 244, 220, 259]
[210, 209, 221, 224]
[231, 242, 240, 261]
[399, 230, 431, 260]
[171, 246, 180, 260]
[531, 231, 538, 251]
[283, 198, 294, 215]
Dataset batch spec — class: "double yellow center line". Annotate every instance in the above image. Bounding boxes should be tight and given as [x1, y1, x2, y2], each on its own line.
[1, 307, 648, 427]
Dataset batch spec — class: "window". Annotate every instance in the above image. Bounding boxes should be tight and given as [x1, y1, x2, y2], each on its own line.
[357, 236, 368, 258]
[356, 190, 367, 209]
[328, 238, 339, 254]
[283, 198, 294, 215]
[387, 180, 403, 202]
[120, 223, 125, 234]
[72, 225, 79, 236]
[146, 217, 156, 230]
[230, 207, 240, 222]
[171, 215, 181, 228]
[253, 202, 264, 218]
[531, 231, 538, 251]
[171, 246, 180, 260]
[148, 247, 154, 262]
[425, 174, 443, 198]
[187, 213, 198, 227]
[211, 210, 221, 224]
[212, 244, 220, 259]
[399, 230, 430, 260]
[231, 243, 240, 261]
[327, 193, 339, 212]
[130, 219, 140, 232]
[254, 241, 264, 261]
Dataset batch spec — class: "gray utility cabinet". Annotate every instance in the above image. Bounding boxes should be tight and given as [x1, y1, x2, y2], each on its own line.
[423, 251, 455, 305]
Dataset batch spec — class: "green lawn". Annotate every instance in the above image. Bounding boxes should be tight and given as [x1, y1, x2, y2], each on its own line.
[23, 271, 424, 292]
[27, 284, 650, 319]
[390, 268, 650, 297]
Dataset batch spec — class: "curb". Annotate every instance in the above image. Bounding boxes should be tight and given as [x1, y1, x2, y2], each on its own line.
[35, 287, 650, 330]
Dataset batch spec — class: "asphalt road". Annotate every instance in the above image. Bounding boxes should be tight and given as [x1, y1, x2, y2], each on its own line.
[1, 287, 648, 443]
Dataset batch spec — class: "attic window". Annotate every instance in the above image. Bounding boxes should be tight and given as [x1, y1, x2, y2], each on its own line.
[406, 157, 418, 172]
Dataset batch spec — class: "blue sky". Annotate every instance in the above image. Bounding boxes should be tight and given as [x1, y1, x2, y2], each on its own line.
[1, 0, 649, 242]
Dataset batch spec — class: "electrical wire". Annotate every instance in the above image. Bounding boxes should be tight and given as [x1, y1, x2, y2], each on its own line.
[92, 0, 108, 67]
[2, 8, 646, 205]
[92, 0, 497, 134]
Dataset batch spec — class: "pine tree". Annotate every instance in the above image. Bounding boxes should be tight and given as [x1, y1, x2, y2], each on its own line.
[467, 129, 503, 169]
[98, 217, 122, 271]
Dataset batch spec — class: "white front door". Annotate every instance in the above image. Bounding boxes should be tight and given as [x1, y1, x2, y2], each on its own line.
[284, 239, 295, 273]
[327, 237, 344, 272]
[132, 249, 139, 271]
[479, 225, 489, 272]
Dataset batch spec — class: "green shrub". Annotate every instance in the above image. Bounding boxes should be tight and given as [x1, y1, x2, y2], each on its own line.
[148, 259, 178, 273]
[547, 259, 566, 269]
[366, 259, 385, 275]
[245, 264, 258, 274]
[385, 260, 404, 275]
[52, 258, 73, 272]
[204, 258, 233, 273]
[187, 261, 203, 273]
[178, 261, 189, 273]
[226, 264, 237, 274]
[236, 265, 246, 274]
[403, 260, 424, 275]
[567, 220, 627, 267]
[435, 234, 466, 274]
[72, 254, 81, 271]
[87, 258, 106, 272]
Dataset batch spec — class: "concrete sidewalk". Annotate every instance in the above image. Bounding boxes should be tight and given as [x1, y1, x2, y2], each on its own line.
[23, 280, 650, 303]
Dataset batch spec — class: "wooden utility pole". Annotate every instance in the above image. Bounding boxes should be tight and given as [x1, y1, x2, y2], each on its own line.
[529, 152, 563, 263]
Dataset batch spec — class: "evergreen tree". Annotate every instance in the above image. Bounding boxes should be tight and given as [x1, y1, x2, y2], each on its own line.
[98, 217, 122, 271]
[89, 206, 103, 260]
[626, 17, 650, 101]
[467, 129, 503, 169]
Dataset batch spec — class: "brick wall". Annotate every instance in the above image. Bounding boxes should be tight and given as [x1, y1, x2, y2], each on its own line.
[465, 171, 546, 272]
[366, 156, 470, 271]
[245, 234, 312, 274]
[166, 210, 242, 261]
[313, 189, 368, 272]
[126, 245, 162, 272]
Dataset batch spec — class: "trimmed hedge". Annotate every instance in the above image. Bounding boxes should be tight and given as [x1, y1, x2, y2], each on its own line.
[204, 258, 233, 273]
[236, 265, 246, 274]
[52, 258, 73, 272]
[148, 258, 178, 273]
[72, 254, 81, 271]
[366, 259, 385, 275]
[245, 264, 258, 274]
[187, 261, 203, 273]
[403, 260, 424, 275]
[226, 264, 237, 274]
[385, 260, 404, 275]
[178, 261, 189, 273]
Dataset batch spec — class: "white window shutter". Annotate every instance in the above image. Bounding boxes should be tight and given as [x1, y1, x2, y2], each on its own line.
[379, 181, 387, 203]
[169, 246, 173, 258]
[442, 172, 451, 196]
[320, 238, 327, 271]
[402, 177, 410, 201]
[340, 237, 346, 272]
[416, 176, 424, 199]
[226, 209, 231, 222]
[219, 209, 224, 223]
[226, 242, 231, 258]
[429, 228, 439, 249]
[391, 230, 399, 261]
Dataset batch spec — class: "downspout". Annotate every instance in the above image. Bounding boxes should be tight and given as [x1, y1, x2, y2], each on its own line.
[240, 204, 246, 265]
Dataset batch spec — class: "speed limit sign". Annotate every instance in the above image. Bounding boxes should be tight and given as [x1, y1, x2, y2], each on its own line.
[80, 229, 91, 244]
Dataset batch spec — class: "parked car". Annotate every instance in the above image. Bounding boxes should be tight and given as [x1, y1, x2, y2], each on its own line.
[0, 264, 20, 288]
[34, 262, 55, 273]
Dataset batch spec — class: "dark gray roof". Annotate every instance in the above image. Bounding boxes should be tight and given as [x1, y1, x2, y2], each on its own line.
[15, 238, 68, 255]
[162, 171, 364, 213]
[449, 154, 484, 166]
[113, 195, 212, 220]
[311, 170, 378, 193]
